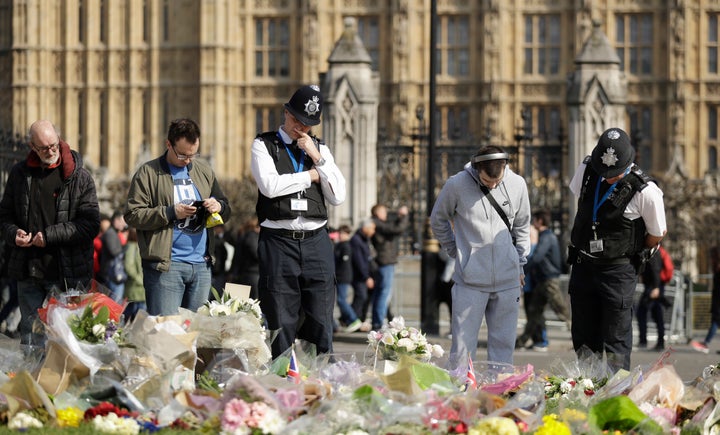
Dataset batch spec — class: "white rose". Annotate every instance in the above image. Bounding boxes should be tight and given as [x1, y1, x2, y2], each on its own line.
[92, 323, 106, 339]
[397, 337, 417, 351]
[560, 380, 573, 394]
[580, 378, 594, 390]
[431, 344, 445, 358]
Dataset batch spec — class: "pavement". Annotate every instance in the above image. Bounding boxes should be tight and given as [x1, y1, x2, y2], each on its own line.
[332, 318, 720, 381]
[330, 257, 720, 381]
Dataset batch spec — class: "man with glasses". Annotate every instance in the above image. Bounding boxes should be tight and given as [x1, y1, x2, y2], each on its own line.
[0, 120, 100, 345]
[251, 85, 346, 359]
[126, 118, 231, 315]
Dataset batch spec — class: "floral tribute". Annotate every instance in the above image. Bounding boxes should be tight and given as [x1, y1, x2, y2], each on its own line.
[181, 290, 271, 372]
[367, 316, 444, 362]
[2, 296, 720, 434]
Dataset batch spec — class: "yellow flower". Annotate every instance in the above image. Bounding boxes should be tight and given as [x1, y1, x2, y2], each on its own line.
[57, 407, 84, 428]
[535, 414, 571, 435]
[469, 416, 519, 435]
[560, 408, 587, 423]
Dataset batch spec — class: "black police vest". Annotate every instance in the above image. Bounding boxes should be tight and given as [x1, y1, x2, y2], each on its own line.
[570, 158, 651, 259]
[255, 132, 328, 222]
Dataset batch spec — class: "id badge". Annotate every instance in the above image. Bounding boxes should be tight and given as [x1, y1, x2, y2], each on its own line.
[589, 239, 604, 253]
[291, 198, 308, 211]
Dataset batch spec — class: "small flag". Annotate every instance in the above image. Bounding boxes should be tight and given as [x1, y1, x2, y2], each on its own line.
[465, 353, 477, 391]
[287, 349, 301, 384]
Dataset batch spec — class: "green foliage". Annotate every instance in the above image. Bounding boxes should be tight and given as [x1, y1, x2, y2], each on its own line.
[68, 305, 111, 343]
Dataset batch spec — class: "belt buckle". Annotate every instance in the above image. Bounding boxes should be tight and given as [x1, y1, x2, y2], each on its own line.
[292, 230, 305, 240]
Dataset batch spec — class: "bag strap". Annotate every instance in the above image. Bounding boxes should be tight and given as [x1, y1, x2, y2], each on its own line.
[478, 183, 516, 246]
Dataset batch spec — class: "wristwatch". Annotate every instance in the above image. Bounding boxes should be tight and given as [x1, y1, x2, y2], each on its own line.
[315, 157, 326, 167]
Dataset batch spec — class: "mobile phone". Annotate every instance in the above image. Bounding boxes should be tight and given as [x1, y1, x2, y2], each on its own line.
[192, 200, 204, 209]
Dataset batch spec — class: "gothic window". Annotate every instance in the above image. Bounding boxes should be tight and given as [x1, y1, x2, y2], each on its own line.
[710, 106, 718, 140]
[525, 106, 562, 176]
[356, 16, 380, 71]
[142, 0, 149, 43]
[616, 14, 653, 75]
[628, 106, 653, 169]
[435, 106, 469, 141]
[255, 107, 283, 133]
[162, 0, 169, 41]
[78, 0, 84, 44]
[77, 91, 85, 155]
[710, 146, 718, 172]
[523, 14, 561, 75]
[437, 15, 469, 77]
[709, 13, 718, 74]
[254, 17, 290, 77]
[100, 0, 106, 44]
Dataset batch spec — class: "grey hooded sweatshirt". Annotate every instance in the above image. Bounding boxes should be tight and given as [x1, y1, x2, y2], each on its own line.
[430, 163, 531, 292]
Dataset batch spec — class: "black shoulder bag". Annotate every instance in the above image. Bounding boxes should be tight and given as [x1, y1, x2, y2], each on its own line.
[478, 184, 516, 246]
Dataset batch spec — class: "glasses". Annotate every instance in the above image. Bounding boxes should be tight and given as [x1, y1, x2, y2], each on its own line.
[32, 142, 59, 153]
[171, 146, 200, 161]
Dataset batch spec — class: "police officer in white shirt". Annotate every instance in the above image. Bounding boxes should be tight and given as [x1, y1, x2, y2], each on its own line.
[567, 127, 666, 372]
[250, 85, 346, 359]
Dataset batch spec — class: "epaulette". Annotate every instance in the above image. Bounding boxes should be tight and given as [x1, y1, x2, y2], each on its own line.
[256, 131, 278, 141]
[627, 164, 651, 191]
[582, 155, 592, 164]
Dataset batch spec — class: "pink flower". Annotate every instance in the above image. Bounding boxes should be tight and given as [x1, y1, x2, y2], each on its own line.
[221, 398, 252, 432]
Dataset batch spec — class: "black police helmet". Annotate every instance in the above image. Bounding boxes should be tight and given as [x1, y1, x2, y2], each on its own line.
[590, 128, 636, 178]
[284, 85, 322, 126]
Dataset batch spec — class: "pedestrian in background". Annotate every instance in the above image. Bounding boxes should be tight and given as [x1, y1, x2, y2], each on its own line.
[350, 219, 376, 333]
[125, 118, 231, 316]
[251, 85, 346, 358]
[517, 209, 570, 351]
[430, 145, 531, 368]
[370, 204, 410, 330]
[567, 128, 666, 372]
[122, 227, 146, 322]
[0, 119, 100, 345]
[691, 246, 720, 354]
[230, 217, 260, 299]
[636, 247, 666, 351]
[98, 210, 128, 302]
[334, 225, 363, 332]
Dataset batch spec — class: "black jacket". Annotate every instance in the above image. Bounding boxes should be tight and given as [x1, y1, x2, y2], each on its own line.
[372, 213, 409, 266]
[0, 142, 100, 284]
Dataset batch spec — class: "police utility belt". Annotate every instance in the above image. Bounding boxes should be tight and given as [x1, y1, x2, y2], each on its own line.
[261, 226, 326, 240]
[567, 245, 631, 265]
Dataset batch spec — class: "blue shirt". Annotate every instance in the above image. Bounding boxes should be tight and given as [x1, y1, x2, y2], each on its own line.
[170, 165, 207, 263]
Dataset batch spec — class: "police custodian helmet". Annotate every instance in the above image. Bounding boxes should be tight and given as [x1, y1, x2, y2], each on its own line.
[590, 128, 636, 179]
[284, 85, 323, 126]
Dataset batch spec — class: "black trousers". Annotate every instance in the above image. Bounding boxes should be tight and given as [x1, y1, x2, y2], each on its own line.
[569, 261, 637, 372]
[258, 228, 335, 359]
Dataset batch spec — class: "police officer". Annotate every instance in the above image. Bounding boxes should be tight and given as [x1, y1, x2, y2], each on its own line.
[250, 85, 347, 359]
[567, 127, 666, 372]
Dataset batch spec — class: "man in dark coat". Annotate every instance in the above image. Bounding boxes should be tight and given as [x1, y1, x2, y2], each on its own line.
[0, 120, 100, 345]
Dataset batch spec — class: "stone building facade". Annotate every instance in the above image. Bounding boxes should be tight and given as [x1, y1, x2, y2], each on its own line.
[0, 0, 718, 184]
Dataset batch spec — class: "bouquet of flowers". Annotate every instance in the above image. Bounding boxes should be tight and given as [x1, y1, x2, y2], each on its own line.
[68, 304, 122, 344]
[181, 290, 271, 372]
[43, 291, 125, 362]
[367, 316, 444, 362]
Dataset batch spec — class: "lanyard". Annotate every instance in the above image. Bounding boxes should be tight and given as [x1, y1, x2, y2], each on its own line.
[278, 133, 305, 173]
[592, 167, 631, 224]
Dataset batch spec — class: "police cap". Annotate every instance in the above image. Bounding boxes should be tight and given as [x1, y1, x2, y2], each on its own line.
[590, 128, 636, 178]
[284, 85, 322, 126]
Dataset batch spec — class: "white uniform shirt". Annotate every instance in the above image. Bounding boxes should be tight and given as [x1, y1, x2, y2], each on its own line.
[250, 127, 346, 230]
[569, 161, 666, 238]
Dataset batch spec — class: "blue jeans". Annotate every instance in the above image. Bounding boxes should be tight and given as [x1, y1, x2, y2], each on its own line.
[336, 283, 357, 325]
[17, 278, 65, 346]
[372, 264, 395, 329]
[143, 261, 211, 315]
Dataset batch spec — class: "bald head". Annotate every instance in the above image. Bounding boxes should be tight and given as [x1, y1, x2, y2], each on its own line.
[28, 120, 59, 143]
[28, 120, 61, 166]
